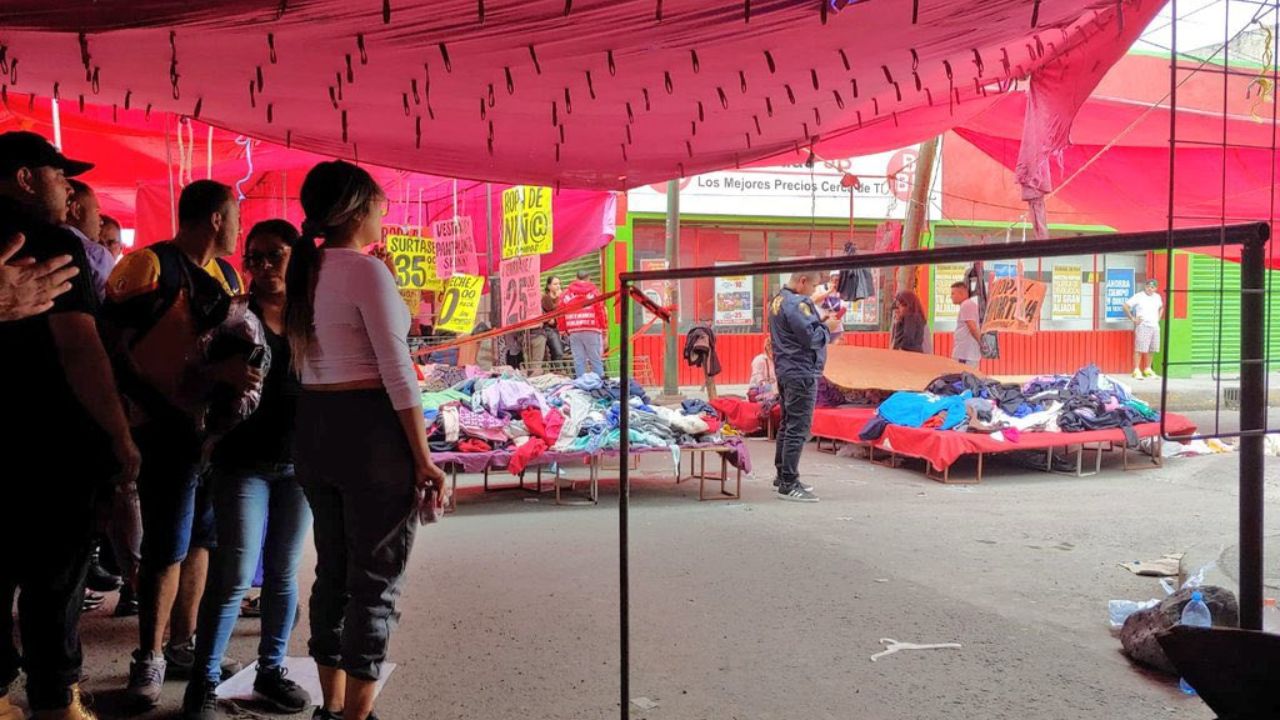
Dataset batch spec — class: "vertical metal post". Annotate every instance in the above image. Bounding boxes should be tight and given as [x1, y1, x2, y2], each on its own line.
[618, 282, 632, 720]
[663, 180, 680, 396]
[487, 183, 499, 330]
[1238, 234, 1266, 631]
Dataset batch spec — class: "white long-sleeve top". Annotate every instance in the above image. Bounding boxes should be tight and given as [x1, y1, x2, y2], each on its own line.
[301, 248, 421, 410]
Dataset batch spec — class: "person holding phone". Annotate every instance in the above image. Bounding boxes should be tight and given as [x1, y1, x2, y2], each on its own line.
[181, 221, 312, 720]
[285, 161, 445, 720]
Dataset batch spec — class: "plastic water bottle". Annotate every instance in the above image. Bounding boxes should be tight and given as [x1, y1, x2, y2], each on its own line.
[1178, 591, 1212, 696]
[1264, 598, 1280, 635]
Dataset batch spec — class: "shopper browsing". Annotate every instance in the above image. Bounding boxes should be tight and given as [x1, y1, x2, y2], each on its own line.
[103, 179, 258, 707]
[182, 221, 312, 720]
[890, 290, 928, 353]
[558, 270, 608, 378]
[285, 160, 446, 720]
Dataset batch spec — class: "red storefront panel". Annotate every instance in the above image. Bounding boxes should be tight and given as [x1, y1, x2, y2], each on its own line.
[633, 330, 1134, 386]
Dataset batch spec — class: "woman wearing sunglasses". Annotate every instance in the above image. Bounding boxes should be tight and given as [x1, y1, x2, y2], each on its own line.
[182, 220, 312, 720]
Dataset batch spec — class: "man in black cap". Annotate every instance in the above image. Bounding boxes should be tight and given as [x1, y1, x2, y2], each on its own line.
[0, 130, 140, 720]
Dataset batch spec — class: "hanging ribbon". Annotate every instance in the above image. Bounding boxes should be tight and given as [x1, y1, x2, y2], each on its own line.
[234, 135, 254, 201]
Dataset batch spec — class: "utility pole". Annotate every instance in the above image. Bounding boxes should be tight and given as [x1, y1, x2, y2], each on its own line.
[663, 180, 680, 396]
[895, 136, 940, 295]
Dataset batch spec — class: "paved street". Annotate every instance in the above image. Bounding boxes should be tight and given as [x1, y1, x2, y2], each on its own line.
[64, 421, 1278, 719]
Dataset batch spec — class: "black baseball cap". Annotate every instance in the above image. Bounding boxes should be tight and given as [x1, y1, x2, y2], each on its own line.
[0, 131, 94, 178]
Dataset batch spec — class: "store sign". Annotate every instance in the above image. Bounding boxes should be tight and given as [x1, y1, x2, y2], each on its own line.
[1051, 264, 1083, 318]
[1104, 268, 1136, 321]
[933, 264, 968, 319]
[499, 255, 542, 326]
[714, 275, 754, 326]
[386, 233, 442, 291]
[501, 185, 553, 258]
[436, 273, 485, 334]
[431, 217, 479, 279]
[628, 148, 941, 220]
[983, 278, 1047, 335]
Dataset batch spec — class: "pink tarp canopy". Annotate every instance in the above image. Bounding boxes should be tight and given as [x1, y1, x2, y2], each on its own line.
[0, 97, 617, 269]
[943, 52, 1280, 264]
[0, 0, 1164, 194]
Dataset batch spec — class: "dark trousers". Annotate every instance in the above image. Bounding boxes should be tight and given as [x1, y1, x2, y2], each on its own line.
[295, 390, 418, 682]
[544, 326, 565, 361]
[773, 376, 818, 490]
[0, 474, 97, 710]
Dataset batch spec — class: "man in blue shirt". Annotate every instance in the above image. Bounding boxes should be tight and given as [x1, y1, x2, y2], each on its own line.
[768, 270, 841, 502]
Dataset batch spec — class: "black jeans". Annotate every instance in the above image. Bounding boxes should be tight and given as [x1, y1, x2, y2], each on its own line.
[0, 475, 97, 710]
[773, 376, 818, 491]
[295, 390, 418, 682]
[543, 326, 565, 361]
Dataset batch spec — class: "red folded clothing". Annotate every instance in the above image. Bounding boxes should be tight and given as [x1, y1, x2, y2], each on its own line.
[456, 438, 492, 453]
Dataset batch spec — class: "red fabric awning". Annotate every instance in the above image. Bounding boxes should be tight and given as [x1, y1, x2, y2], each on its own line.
[0, 0, 1162, 190]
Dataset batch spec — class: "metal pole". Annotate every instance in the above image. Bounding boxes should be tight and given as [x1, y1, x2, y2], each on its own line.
[487, 183, 499, 331]
[896, 136, 939, 294]
[1238, 233, 1266, 631]
[663, 180, 680, 396]
[618, 283, 632, 720]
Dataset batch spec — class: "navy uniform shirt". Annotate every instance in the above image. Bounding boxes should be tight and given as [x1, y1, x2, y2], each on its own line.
[768, 287, 831, 381]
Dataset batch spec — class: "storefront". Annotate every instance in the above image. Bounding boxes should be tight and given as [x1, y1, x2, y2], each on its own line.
[610, 143, 1151, 386]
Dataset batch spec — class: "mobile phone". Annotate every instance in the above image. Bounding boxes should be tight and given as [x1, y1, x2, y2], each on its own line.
[247, 346, 267, 369]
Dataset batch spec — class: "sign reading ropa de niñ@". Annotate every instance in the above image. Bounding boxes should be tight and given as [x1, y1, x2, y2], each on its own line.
[436, 273, 485, 334]
[501, 185, 553, 259]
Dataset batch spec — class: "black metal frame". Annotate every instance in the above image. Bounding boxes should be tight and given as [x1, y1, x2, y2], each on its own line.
[615, 222, 1270, 718]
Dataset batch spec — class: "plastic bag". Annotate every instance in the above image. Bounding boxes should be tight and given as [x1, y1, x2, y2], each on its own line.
[199, 297, 270, 435]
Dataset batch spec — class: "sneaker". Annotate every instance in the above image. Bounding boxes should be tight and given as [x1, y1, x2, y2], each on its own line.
[777, 485, 820, 503]
[311, 709, 342, 720]
[771, 478, 814, 493]
[181, 678, 219, 720]
[113, 586, 139, 618]
[1143, 368, 1158, 378]
[164, 638, 196, 677]
[85, 546, 123, 593]
[1131, 368, 1143, 380]
[126, 650, 166, 708]
[239, 596, 262, 618]
[253, 666, 310, 713]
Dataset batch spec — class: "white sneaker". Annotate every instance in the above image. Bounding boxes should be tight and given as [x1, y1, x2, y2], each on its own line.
[1131, 369, 1144, 380]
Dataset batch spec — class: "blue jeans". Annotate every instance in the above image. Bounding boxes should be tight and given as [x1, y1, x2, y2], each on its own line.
[569, 331, 604, 378]
[193, 466, 312, 683]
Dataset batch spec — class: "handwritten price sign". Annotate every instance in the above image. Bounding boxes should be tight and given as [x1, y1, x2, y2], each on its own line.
[436, 273, 485, 334]
[501, 185, 553, 259]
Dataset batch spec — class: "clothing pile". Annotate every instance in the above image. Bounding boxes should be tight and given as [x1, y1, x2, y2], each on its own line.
[861, 364, 1158, 446]
[817, 376, 891, 409]
[420, 368, 744, 475]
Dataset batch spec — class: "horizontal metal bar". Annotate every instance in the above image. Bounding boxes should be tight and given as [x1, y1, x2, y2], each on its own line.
[620, 224, 1270, 283]
[1173, 138, 1280, 151]
[1170, 214, 1274, 223]
[1172, 64, 1280, 80]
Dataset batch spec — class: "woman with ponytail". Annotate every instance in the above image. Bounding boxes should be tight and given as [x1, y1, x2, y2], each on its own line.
[284, 161, 445, 720]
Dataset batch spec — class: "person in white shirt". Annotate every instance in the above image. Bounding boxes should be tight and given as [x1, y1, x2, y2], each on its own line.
[64, 178, 115, 301]
[1124, 279, 1164, 379]
[950, 282, 982, 368]
[283, 160, 445, 720]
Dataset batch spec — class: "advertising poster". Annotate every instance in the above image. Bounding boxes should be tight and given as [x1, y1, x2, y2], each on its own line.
[386, 233, 441, 291]
[430, 216, 479, 278]
[934, 264, 968, 319]
[639, 258, 672, 327]
[714, 275, 754, 326]
[499, 255, 542, 326]
[1051, 263, 1083, 318]
[982, 278, 1048, 335]
[501, 185, 554, 258]
[436, 274, 485, 334]
[1105, 267, 1136, 321]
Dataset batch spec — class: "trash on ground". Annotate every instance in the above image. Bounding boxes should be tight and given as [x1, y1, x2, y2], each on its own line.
[1118, 585, 1238, 675]
[631, 697, 660, 710]
[836, 444, 867, 459]
[870, 638, 962, 662]
[1108, 598, 1160, 628]
[1120, 553, 1183, 577]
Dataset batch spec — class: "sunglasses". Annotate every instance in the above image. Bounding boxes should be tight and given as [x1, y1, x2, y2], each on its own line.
[244, 248, 288, 268]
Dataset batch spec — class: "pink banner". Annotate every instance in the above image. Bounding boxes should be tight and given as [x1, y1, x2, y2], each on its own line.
[431, 217, 479, 279]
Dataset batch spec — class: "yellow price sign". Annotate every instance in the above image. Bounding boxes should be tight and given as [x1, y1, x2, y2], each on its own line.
[436, 273, 485, 334]
[387, 234, 441, 290]
[501, 185, 553, 259]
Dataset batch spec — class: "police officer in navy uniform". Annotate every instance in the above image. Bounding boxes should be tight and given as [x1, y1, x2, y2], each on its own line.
[768, 270, 841, 502]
